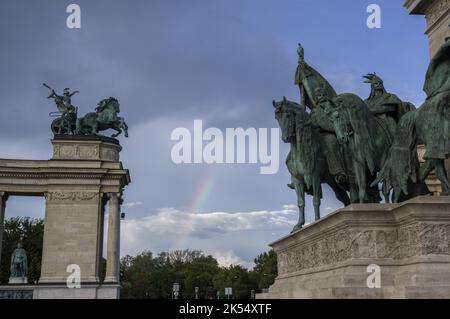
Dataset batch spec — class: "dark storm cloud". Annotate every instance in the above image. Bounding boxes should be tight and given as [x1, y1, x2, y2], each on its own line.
[0, 0, 431, 263]
[0, 0, 294, 140]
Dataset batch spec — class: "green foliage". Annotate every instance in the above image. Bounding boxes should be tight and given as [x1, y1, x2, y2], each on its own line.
[0, 216, 277, 299]
[183, 255, 219, 299]
[120, 249, 277, 299]
[0, 217, 44, 284]
[249, 250, 277, 292]
[213, 265, 254, 299]
[120, 249, 217, 299]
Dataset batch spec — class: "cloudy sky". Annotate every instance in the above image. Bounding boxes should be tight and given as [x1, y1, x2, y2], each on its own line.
[0, 0, 430, 267]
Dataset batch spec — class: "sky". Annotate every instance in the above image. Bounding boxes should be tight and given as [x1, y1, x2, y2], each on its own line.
[0, 0, 430, 267]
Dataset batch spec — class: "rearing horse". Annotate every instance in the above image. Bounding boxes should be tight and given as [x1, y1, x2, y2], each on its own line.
[75, 97, 129, 138]
[273, 97, 350, 231]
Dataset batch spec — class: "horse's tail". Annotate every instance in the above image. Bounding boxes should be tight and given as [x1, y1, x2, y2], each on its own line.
[371, 110, 418, 196]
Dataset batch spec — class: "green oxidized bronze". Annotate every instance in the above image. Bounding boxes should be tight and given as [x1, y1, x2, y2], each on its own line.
[295, 43, 336, 109]
[273, 96, 350, 231]
[44, 85, 129, 138]
[76, 97, 129, 138]
[273, 35, 450, 230]
[363, 73, 413, 139]
[44, 83, 78, 135]
[310, 86, 347, 186]
[374, 33, 450, 199]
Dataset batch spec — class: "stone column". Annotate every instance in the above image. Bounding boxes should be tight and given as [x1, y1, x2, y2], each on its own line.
[0, 192, 8, 266]
[404, 0, 450, 58]
[105, 193, 121, 283]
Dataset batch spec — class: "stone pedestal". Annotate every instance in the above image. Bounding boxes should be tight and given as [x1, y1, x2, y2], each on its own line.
[0, 135, 130, 299]
[257, 196, 450, 299]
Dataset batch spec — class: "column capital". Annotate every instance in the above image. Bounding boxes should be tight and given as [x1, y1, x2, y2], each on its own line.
[106, 192, 121, 200]
[0, 192, 8, 201]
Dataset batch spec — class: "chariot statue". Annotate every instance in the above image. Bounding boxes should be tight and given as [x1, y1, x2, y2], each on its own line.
[44, 83, 78, 135]
[44, 84, 129, 138]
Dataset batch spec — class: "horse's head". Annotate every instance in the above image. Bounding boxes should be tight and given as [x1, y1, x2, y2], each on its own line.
[98, 97, 120, 113]
[273, 96, 308, 143]
[110, 98, 120, 113]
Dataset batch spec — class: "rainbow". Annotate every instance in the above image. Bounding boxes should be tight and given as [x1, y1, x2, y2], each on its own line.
[170, 167, 217, 249]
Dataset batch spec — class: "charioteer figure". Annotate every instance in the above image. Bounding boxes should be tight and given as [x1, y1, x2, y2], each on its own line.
[43, 83, 78, 135]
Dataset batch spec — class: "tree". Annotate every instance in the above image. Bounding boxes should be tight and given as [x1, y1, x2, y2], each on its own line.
[249, 250, 277, 292]
[120, 250, 155, 298]
[120, 249, 278, 299]
[0, 217, 44, 284]
[183, 255, 219, 299]
[120, 249, 219, 299]
[213, 265, 254, 299]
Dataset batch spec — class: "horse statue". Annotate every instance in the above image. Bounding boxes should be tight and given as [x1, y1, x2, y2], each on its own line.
[75, 97, 129, 138]
[273, 97, 350, 231]
[373, 36, 450, 201]
[329, 93, 393, 203]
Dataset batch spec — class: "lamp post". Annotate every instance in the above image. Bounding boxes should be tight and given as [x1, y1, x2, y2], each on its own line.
[172, 282, 180, 299]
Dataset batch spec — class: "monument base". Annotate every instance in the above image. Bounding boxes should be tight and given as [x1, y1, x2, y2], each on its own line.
[0, 284, 120, 299]
[257, 196, 450, 299]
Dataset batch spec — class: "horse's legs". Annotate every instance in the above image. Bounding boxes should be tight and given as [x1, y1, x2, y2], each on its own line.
[349, 183, 359, 203]
[312, 177, 321, 221]
[434, 159, 450, 194]
[328, 178, 350, 206]
[75, 118, 82, 135]
[382, 183, 391, 203]
[111, 127, 122, 138]
[354, 162, 367, 203]
[122, 119, 129, 138]
[291, 176, 305, 232]
[91, 122, 99, 135]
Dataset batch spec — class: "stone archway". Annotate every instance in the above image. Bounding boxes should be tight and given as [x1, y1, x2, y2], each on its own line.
[0, 135, 130, 299]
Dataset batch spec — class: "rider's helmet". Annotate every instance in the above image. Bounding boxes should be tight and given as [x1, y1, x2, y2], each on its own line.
[63, 88, 70, 95]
